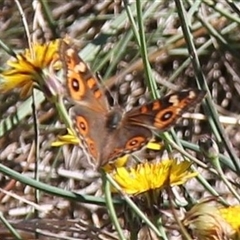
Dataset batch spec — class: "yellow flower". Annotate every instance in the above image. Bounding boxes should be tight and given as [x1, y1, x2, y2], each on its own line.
[112, 159, 197, 195]
[0, 40, 61, 97]
[51, 128, 80, 147]
[183, 201, 240, 240]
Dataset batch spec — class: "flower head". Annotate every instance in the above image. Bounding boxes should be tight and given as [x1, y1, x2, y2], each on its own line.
[111, 159, 197, 195]
[0, 40, 62, 98]
[184, 201, 240, 240]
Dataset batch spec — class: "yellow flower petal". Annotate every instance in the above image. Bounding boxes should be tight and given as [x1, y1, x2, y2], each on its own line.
[103, 155, 129, 172]
[220, 206, 240, 237]
[170, 159, 198, 186]
[51, 128, 80, 147]
[146, 141, 163, 150]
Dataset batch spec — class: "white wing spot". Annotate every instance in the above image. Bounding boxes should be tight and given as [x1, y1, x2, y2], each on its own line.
[189, 90, 196, 99]
[75, 62, 87, 73]
[169, 95, 180, 106]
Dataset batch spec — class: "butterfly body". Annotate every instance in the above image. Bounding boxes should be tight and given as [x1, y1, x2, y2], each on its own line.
[60, 41, 206, 169]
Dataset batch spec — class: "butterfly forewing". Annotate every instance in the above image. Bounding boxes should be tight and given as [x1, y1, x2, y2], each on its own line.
[60, 40, 108, 110]
[127, 89, 206, 131]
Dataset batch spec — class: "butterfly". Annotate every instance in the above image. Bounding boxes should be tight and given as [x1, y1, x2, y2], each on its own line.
[60, 41, 206, 169]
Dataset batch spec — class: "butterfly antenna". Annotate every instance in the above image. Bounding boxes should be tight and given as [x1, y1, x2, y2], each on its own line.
[97, 72, 119, 106]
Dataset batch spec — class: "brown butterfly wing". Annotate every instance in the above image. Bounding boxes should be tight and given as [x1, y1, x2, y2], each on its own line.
[60, 40, 112, 168]
[59, 40, 108, 111]
[69, 105, 108, 168]
[126, 89, 206, 131]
